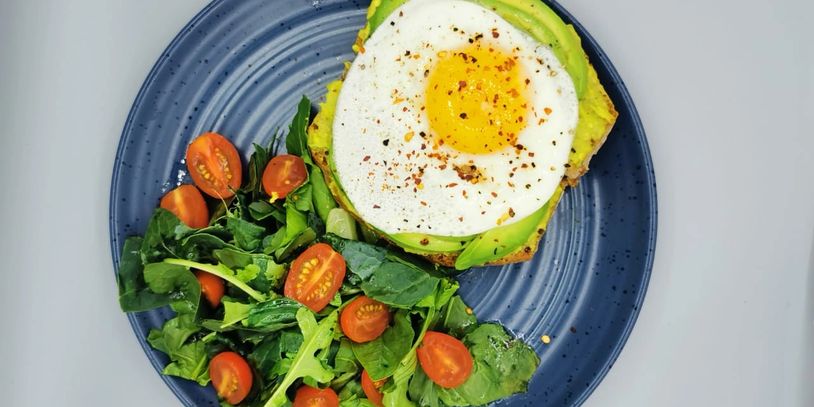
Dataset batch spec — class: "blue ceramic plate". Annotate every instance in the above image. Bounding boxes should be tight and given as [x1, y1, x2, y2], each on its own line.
[109, 0, 656, 405]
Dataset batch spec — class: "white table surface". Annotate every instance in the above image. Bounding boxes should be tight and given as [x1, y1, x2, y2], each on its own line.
[2, 0, 812, 405]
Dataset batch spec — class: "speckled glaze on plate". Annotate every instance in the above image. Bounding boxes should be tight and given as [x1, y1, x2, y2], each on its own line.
[109, 0, 657, 405]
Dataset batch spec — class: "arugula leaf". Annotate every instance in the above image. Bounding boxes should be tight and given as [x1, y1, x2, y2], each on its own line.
[117, 236, 172, 312]
[163, 258, 266, 302]
[407, 368, 441, 407]
[286, 96, 312, 164]
[220, 300, 253, 329]
[147, 314, 210, 386]
[436, 324, 540, 406]
[142, 263, 201, 315]
[361, 262, 439, 309]
[213, 248, 286, 292]
[289, 183, 314, 213]
[285, 204, 308, 242]
[263, 308, 338, 407]
[226, 215, 266, 252]
[352, 310, 414, 381]
[340, 397, 379, 407]
[439, 296, 477, 338]
[381, 350, 417, 407]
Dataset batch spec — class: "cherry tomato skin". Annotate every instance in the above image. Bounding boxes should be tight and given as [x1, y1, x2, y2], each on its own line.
[340, 296, 390, 343]
[185, 132, 242, 199]
[262, 154, 308, 200]
[416, 331, 474, 388]
[284, 243, 346, 312]
[209, 352, 253, 405]
[361, 370, 385, 407]
[292, 385, 339, 407]
[195, 271, 225, 308]
[159, 185, 209, 228]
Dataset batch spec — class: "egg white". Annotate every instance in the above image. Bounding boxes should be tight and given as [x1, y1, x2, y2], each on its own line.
[332, 0, 578, 236]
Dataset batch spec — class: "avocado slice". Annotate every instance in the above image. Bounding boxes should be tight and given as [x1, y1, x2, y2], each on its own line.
[309, 0, 617, 269]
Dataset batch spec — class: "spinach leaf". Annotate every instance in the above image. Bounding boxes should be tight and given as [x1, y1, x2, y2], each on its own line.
[249, 200, 285, 222]
[263, 308, 337, 407]
[353, 310, 414, 381]
[244, 142, 271, 200]
[436, 324, 540, 406]
[361, 262, 439, 309]
[226, 215, 266, 252]
[273, 227, 317, 261]
[310, 166, 336, 222]
[180, 233, 236, 261]
[246, 298, 303, 332]
[250, 330, 304, 381]
[331, 338, 360, 391]
[330, 238, 387, 281]
[140, 208, 193, 263]
[118, 236, 172, 312]
[147, 314, 210, 386]
[142, 262, 200, 315]
[286, 96, 312, 164]
[333, 338, 358, 376]
[439, 296, 477, 338]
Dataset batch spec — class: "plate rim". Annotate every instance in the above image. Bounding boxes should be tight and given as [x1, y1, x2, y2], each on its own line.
[108, 0, 658, 406]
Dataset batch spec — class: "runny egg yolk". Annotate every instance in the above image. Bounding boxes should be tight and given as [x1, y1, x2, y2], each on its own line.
[425, 43, 530, 154]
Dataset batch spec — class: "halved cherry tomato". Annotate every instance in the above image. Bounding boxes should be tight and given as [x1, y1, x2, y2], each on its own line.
[262, 154, 307, 201]
[361, 369, 386, 407]
[185, 132, 242, 199]
[340, 296, 390, 343]
[416, 331, 473, 388]
[159, 184, 209, 228]
[209, 351, 253, 405]
[195, 271, 225, 308]
[284, 243, 346, 312]
[292, 385, 339, 407]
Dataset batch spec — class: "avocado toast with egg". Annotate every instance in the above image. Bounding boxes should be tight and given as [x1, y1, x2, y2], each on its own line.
[308, 0, 617, 269]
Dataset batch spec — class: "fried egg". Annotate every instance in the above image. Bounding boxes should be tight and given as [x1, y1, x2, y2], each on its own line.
[332, 0, 578, 237]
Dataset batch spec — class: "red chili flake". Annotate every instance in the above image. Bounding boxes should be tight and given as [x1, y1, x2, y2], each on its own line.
[363, 155, 371, 161]
[458, 80, 467, 91]
[491, 192, 498, 198]
[420, 238, 430, 245]
[458, 216, 464, 222]
[529, 152, 536, 157]
[509, 208, 516, 217]
[544, 107, 553, 115]
[447, 182, 458, 187]
[373, 204, 381, 208]
[491, 29, 500, 38]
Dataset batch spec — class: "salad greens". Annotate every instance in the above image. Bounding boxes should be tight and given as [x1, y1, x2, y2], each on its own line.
[116, 96, 540, 406]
